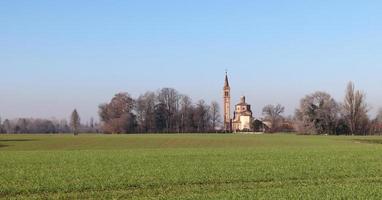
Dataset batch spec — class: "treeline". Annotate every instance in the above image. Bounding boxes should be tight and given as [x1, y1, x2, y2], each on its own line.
[1, 82, 382, 135]
[0, 117, 99, 134]
[98, 88, 221, 134]
[248, 81, 382, 135]
[293, 82, 382, 135]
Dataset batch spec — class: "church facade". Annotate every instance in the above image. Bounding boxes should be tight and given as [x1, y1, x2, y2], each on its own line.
[223, 73, 254, 132]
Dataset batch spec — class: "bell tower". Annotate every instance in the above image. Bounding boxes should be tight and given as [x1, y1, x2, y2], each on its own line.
[223, 71, 231, 132]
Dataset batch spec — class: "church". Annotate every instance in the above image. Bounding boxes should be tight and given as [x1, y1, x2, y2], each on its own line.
[223, 72, 254, 132]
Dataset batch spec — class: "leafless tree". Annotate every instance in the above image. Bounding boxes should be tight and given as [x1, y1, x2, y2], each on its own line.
[194, 100, 211, 132]
[377, 109, 382, 122]
[0, 117, 97, 134]
[18, 118, 28, 133]
[0, 117, 3, 133]
[3, 119, 12, 133]
[58, 119, 71, 133]
[295, 91, 339, 134]
[342, 82, 369, 135]
[154, 102, 167, 133]
[136, 91, 157, 133]
[179, 95, 193, 133]
[157, 88, 180, 132]
[369, 109, 382, 135]
[210, 101, 221, 131]
[99, 92, 136, 134]
[262, 104, 285, 133]
[89, 117, 95, 129]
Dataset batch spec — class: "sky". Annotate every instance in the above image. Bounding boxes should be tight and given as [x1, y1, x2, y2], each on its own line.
[1, 0, 382, 122]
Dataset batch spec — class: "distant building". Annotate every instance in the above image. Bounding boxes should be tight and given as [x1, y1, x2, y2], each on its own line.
[232, 96, 253, 131]
[223, 73, 254, 132]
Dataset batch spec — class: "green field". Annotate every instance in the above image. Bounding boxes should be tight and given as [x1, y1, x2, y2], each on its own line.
[1, 134, 382, 199]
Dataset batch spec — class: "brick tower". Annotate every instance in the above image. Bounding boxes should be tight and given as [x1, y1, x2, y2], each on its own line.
[223, 72, 231, 132]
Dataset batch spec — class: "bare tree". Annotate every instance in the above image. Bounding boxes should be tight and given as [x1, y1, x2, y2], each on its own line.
[157, 88, 180, 132]
[70, 109, 81, 135]
[136, 92, 157, 133]
[295, 91, 339, 134]
[3, 119, 12, 134]
[262, 104, 285, 133]
[342, 82, 369, 135]
[154, 103, 167, 133]
[89, 117, 94, 129]
[58, 119, 70, 133]
[17, 118, 28, 133]
[179, 95, 193, 133]
[370, 109, 382, 135]
[194, 100, 211, 132]
[210, 101, 221, 131]
[0, 117, 3, 134]
[99, 92, 136, 134]
[0, 117, 99, 134]
[377, 109, 382, 122]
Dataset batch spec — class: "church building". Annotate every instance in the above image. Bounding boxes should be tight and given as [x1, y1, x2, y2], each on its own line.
[223, 72, 254, 132]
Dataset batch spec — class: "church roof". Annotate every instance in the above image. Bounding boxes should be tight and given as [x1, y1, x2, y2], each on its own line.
[236, 102, 249, 106]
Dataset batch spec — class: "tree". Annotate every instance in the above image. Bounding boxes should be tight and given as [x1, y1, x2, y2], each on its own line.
[372, 109, 382, 134]
[136, 92, 157, 133]
[17, 118, 28, 133]
[99, 92, 136, 134]
[0, 117, 3, 134]
[0, 117, 100, 134]
[262, 104, 285, 133]
[376, 109, 382, 122]
[194, 100, 211, 132]
[157, 88, 180, 132]
[342, 82, 369, 135]
[3, 119, 12, 134]
[58, 119, 71, 133]
[295, 91, 339, 134]
[179, 95, 193, 133]
[210, 101, 221, 131]
[70, 109, 81, 135]
[154, 103, 167, 133]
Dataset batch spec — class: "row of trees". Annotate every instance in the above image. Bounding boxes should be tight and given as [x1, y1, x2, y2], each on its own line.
[0, 111, 98, 134]
[99, 88, 221, 134]
[294, 82, 382, 135]
[250, 82, 382, 135]
[2, 82, 381, 135]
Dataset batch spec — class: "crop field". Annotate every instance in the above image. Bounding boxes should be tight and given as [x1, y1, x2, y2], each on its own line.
[1, 134, 382, 199]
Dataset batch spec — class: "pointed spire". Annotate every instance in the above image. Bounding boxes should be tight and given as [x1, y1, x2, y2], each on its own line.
[224, 70, 230, 88]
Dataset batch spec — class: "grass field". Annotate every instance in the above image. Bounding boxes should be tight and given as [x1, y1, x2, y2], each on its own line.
[1, 134, 382, 199]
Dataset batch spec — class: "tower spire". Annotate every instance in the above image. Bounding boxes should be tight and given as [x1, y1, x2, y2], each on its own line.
[224, 70, 230, 88]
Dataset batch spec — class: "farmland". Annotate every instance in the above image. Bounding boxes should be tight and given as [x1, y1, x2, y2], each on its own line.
[1, 134, 382, 199]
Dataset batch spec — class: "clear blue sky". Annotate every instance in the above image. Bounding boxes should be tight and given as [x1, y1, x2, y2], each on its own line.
[1, 0, 382, 122]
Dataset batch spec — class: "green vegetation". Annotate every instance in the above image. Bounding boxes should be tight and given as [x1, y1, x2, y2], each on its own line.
[1, 134, 382, 199]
